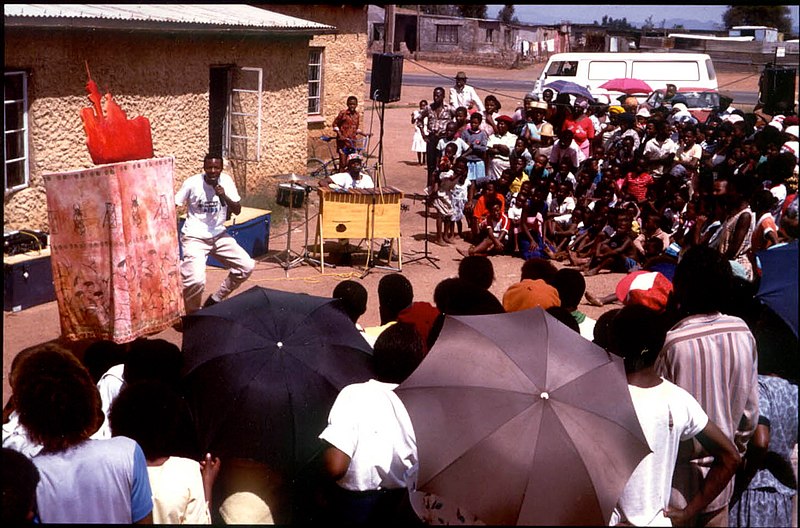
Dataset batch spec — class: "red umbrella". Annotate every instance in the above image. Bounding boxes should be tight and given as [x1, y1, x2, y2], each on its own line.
[396, 308, 650, 525]
[599, 78, 653, 95]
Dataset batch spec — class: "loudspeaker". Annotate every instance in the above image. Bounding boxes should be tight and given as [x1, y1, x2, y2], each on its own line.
[760, 65, 797, 115]
[370, 53, 403, 103]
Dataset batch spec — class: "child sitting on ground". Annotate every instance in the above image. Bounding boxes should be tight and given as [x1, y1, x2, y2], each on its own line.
[459, 202, 509, 257]
[584, 211, 639, 276]
[467, 180, 506, 243]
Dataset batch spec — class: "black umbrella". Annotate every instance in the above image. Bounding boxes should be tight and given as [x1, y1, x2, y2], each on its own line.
[181, 286, 375, 475]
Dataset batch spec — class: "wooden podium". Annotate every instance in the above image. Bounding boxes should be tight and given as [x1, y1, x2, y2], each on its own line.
[315, 187, 402, 272]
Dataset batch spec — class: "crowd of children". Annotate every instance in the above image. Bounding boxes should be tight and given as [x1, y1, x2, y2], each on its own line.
[415, 87, 799, 284]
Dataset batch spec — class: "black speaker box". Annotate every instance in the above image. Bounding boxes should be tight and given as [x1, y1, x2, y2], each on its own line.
[760, 65, 797, 115]
[370, 53, 403, 103]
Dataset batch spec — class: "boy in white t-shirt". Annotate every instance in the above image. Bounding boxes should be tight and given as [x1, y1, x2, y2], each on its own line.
[607, 305, 741, 527]
[319, 323, 424, 524]
[175, 154, 255, 314]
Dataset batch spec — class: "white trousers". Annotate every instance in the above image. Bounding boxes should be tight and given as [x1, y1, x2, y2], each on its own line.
[180, 233, 255, 313]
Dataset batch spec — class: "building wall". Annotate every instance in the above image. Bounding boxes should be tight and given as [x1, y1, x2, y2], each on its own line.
[4, 28, 313, 231]
[265, 5, 368, 146]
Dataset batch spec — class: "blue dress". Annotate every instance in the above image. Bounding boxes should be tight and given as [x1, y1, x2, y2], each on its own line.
[729, 375, 798, 527]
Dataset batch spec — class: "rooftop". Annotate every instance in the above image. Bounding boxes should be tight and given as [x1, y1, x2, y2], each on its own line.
[4, 4, 335, 33]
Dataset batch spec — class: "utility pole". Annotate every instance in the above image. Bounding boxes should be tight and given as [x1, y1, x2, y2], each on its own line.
[415, 4, 420, 60]
[384, 5, 396, 54]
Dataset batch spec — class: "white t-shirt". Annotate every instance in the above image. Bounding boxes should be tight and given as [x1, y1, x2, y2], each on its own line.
[91, 363, 126, 440]
[318, 379, 417, 491]
[147, 456, 212, 524]
[437, 137, 469, 158]
[487, 132, 519, 162]
[610, 378, 708, 527]
[643, 137, 678, 177]
[2, 410, 42, 457]
[175, 172, 241, 238]
[328, 171, 375, 190]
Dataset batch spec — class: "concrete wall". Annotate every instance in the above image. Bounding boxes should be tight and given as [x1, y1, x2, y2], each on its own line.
[4, 27, 315, 231]
[266, 5, 368, 147]
[5, 6, 370, 232]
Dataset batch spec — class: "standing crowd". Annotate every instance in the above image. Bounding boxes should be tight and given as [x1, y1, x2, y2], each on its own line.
[2, 69, 798, 527]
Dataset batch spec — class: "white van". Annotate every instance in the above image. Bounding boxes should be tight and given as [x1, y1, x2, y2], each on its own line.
[533, 52, 718, 103]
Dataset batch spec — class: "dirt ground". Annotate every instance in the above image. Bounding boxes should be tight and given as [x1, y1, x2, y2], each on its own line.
[1, 60, 762, 406]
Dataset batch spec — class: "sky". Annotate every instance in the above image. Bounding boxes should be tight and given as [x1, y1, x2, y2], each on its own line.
[485, 4, 800, 32]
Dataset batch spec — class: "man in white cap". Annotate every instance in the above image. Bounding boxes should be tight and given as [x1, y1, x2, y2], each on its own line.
[319, 153, 375, 264]
[449, 71, 485, 113]
[320, 153, 374, 190]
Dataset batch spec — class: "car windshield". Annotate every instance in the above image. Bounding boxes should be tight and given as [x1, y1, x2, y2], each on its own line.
[680, 91, 720, 108]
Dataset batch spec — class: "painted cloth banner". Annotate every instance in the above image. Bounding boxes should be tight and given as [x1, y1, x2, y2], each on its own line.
[43, 157, 184, 343]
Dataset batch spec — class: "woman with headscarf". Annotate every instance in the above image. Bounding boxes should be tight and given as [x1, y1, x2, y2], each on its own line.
[562, 98, 595, 159]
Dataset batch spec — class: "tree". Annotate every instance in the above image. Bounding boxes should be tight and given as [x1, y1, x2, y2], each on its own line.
[498, 4, 517, 24]
[722, 5, 792, 35]
[601, 15, 634, 31]
[457, 5, 488, 19]
[418, 5, 459, 16]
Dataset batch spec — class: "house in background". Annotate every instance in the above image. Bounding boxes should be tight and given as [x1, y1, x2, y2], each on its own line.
[4, 4, 368, 232]
[367, 6, 567, 68]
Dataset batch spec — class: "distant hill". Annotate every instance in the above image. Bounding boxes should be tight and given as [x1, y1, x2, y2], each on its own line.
[662, 18, 724, 31]
[513, 12, 724, 31]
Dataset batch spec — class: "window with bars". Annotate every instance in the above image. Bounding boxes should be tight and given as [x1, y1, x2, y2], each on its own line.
[436, 25, 459, 44]
[308, 49, 323, 115]
[4, 71, 29, 193]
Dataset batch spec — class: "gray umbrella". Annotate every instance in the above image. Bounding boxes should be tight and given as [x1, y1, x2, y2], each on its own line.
[396, 308, 650, 525]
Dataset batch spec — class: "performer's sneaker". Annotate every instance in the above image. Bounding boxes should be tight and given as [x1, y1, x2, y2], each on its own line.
[202, 296, 218, 308]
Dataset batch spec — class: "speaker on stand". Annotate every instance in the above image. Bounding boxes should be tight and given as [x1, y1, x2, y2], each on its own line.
[759, 64, 797, 116]
[363, 53, 406, 274]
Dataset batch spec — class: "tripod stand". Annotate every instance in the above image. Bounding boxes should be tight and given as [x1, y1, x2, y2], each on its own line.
[271, 177, 318, 275]
[299, 184, 323, 269]
[404, 191, 440, 269]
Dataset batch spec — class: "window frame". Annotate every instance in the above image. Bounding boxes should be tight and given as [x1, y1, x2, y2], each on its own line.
[436, 24, 459, 44]
[4, 70, 30, 194]
[308, 48, 323, 116]
[229, 66, 263, 162]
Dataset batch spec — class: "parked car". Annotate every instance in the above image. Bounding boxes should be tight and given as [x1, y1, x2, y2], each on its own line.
[643, 87, 721, 123]
[533, 52, 718, 103]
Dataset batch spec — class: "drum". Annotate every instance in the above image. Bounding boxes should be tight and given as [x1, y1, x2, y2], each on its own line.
[276, 183, 305, 208]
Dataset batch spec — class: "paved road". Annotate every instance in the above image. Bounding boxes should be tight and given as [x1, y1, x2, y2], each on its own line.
[366, 72, 759, 106]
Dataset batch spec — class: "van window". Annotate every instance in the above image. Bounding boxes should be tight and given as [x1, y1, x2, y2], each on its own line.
[631, 61, 700, 82]
[705, 59, 717, 81]
[546, 61, 578, 77]
[587, 61, 627, 80]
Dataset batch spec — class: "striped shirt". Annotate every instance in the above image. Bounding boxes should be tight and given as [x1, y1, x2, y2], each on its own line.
[655, 312, 758, 514]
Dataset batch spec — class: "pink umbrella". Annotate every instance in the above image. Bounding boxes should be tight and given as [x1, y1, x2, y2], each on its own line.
[599, 78, 653, 95]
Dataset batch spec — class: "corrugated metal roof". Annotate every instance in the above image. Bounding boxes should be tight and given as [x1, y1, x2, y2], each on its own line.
[4, 4, 335, 32]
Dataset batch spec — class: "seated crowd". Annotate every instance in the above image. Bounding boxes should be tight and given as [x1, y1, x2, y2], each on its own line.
[426, 90, 798, 288]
